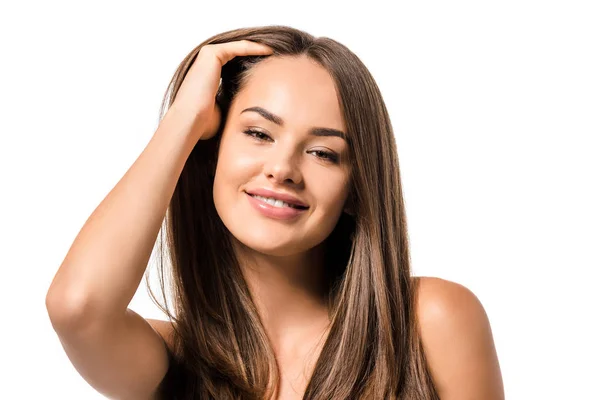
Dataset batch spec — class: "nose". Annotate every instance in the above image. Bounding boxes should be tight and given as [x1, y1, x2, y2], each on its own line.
[263, 144, 302, 185]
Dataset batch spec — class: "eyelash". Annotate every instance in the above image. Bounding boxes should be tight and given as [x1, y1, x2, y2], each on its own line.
[242, 129, 339, 163]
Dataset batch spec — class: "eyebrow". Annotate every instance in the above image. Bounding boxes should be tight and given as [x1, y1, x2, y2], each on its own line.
[240, 106, 347, 142]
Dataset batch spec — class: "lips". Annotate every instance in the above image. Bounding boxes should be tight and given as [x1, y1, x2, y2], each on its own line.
[246, 192, 307, 220]
[244, 188, 309, 208]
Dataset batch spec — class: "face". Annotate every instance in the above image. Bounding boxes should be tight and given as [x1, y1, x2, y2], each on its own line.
[212, 55, 352, 257]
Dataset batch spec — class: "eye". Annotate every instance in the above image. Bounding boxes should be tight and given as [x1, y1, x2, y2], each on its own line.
[243, 129, 339, 163]
[308, 149, 339, 163]
[243, 129, 272, 141]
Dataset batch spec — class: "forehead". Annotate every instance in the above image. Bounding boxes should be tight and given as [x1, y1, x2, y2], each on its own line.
[232, 56, 346, 132]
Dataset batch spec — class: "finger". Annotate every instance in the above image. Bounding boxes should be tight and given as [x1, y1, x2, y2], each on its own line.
[213, 40, 273, 66]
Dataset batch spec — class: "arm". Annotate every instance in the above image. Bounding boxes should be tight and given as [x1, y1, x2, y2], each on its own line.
[45, 109, 197, 399]
[46, 109, 197, 322]
[44, 39, 273, 399]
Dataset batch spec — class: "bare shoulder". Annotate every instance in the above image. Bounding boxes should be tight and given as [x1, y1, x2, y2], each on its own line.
[146, 318, 175, 352]
[413, 276, 505, 400]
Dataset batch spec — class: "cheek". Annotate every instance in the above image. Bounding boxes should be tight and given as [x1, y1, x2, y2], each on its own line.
[217, 136, 258, 174]
[215, 137, 247, 178]
[213, 140, 257, 206]
[315, 173, 351, 207]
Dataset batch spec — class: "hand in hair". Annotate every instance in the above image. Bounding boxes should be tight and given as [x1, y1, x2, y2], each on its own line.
[170, 40, 273, 142]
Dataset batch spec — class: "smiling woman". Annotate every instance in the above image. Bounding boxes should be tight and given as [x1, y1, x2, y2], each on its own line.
[46, 25, 503, 400]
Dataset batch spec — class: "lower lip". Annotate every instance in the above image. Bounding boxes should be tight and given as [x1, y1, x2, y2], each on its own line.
[245, 192, 308, 220]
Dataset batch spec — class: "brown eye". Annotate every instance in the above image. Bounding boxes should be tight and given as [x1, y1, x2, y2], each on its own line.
[243, 129, 271, 141]
[243, 129, 339, 164]
[309, 149, 338, 163]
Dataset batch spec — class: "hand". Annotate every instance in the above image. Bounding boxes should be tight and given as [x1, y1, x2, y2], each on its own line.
[168, 40, 273, 142]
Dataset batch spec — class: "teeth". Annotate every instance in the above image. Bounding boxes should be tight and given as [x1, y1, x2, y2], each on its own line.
[250, 194, 302, 209]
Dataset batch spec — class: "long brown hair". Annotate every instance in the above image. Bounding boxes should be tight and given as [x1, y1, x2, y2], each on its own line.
[145, 25, 439, 399]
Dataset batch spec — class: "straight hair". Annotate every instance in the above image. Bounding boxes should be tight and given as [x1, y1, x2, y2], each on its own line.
[146, 25, 440, 399]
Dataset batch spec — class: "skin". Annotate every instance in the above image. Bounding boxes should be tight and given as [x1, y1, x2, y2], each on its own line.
[150, 276, 506, 399]
[213, 55, 350, 344]
[173, 53, 505, 399]
[212, 55, 352, 396]
[417, 277, 505, 399]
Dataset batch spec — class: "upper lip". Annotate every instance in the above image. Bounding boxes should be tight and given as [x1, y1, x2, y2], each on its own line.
[245, 188, 309, 208]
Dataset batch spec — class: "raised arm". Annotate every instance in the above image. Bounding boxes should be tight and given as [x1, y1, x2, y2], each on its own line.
[45, 40, 274, 399]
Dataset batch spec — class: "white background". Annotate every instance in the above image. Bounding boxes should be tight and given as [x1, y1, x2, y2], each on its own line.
[1, 1, 598, 398]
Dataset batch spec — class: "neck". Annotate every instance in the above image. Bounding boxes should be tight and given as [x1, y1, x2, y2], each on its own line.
[232, 237, 331, 349]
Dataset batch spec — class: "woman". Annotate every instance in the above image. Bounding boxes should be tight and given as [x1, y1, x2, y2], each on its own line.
[46, 25, 504, 399]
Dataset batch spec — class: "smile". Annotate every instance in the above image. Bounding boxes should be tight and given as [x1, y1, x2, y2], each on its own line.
[245, 192, 308, 220]
[248, 193, 307, 209]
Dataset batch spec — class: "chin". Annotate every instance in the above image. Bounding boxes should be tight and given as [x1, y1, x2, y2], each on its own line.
[227, 221, 311, 257]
